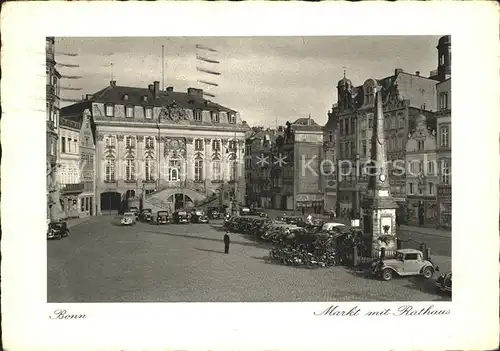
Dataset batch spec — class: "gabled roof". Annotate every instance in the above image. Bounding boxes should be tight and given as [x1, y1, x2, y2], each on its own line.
[293, 117, 319, 126]
[347, 71, 439, 111]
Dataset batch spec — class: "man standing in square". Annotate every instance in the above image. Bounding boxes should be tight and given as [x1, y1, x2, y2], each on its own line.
[223, 230, 231, 254]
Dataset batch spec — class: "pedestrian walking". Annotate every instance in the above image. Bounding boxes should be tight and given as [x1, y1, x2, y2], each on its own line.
[223, 231, 231, 254]
[301, 207, 305, 216]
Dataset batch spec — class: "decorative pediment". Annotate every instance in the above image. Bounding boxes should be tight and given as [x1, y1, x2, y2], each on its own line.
[137, 135, 144, 142]
[204, 138, 212, 144]
[97, 133, 105, 141]
[160, 105, 190, 122]
[212, 152, 221, 161]
[104, 150, 115, 159]
[164, 137, 186, 158]
[117, 135, 124, 141]
[194, 151, 204, 160]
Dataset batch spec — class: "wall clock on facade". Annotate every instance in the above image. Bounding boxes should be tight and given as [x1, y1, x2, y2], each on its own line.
[379, 174, 386, 182]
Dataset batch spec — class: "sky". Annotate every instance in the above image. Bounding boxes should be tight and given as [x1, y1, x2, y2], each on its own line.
[56, 36, 442, 128]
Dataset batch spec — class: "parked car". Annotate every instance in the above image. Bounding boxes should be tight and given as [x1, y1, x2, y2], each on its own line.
[172, 210, 189, 224]
[240, 207, 251, 216]
[129, 207, 140, 219]
[139, 209, 153, 222]
[321, 222, 346, 232]
[121, 212, 137, 226]
[371, 248, 439, 281]
[191, 210, 209, 224]
[156, 211, 169, 225]
[47, 221, 70, 240]
[436, 271, 452, 295]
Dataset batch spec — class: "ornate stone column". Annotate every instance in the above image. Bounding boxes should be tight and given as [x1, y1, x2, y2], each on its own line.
[116, 135, 124, 184]
[204, 138, 212, 193]
[137, 135, 144, 183]
[95, 133, 104, 215]
[360, 85, 398, 258]
[185, 137, 194, 182]
[221, 138, 229, 181]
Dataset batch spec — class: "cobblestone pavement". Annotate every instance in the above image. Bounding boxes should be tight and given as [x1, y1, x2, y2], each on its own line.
[47, 216, 451, 302]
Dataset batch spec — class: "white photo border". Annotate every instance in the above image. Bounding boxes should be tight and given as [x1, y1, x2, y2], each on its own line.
[1, 2, 499, 350]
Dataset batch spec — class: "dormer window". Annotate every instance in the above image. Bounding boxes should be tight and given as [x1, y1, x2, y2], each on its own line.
[211, 111, 220, 123]
[142, 96, 148, 103]
[123, 94, 129, 101]
[105, 104, 114, 117]
[194, 109, 202, 121]
[228, 113, 236, 124]
[126, 105, 134, 118]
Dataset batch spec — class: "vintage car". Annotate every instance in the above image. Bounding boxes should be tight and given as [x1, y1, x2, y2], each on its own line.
[281, 216, 301, 225]
[156, 211, 169, 225]
[436, 272, 452, 294]
[321, 222, 346, 232]
[139, 209, 153, 222]
[47, 221, 70, 240]
[371, 248, 439, 281]
[191, 210, 209, 224]
[121, 212, 137, 226]
[129, 207, 140, 219]
[172, 210, 189, 224]
[240, 207, 251, 216]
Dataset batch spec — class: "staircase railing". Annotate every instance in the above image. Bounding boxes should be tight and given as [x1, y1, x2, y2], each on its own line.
[143, 196, 171, 210]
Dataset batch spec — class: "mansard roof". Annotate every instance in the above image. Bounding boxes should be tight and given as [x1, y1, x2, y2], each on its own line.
[84, 83, 237, 114]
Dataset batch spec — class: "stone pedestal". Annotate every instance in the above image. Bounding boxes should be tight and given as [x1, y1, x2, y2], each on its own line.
[361, 195, 398, 257]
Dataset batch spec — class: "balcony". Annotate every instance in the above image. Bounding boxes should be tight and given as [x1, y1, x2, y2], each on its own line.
[60, 182, 84, 194]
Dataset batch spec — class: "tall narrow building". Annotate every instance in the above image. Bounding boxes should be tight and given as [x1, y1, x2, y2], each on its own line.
[46, 37, 62, 221]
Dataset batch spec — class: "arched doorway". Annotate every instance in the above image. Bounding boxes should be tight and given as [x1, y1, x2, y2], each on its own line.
[100, 192, 121, 214]
[172, 193, 193, 210]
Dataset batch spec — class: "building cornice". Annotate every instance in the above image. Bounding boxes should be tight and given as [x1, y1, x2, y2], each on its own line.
[94, 120, 248, 133]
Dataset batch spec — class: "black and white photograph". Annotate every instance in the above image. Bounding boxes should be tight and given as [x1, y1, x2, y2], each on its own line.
[2, 2, 499, 351]
[46, 35, 453, 303]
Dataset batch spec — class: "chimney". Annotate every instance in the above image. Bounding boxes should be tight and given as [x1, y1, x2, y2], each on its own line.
[416, 71, 420, 76]
[166, 86, 174, 92]
[394, 68, 403, 75]
[85, 94, 93, 100]
[308, 114, 312, 126]
[153, 81, 160, 99]
[110, 80, 116, 87]
[188, 88, 203, 97]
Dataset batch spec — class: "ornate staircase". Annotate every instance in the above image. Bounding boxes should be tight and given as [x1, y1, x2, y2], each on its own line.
[141, 179, 220, 212]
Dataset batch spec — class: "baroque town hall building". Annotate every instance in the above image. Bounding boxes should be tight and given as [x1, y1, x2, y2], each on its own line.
[61, 81, 247, 215]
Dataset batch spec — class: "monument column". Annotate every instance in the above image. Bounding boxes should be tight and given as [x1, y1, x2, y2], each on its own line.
[361, 85, 399, 257]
